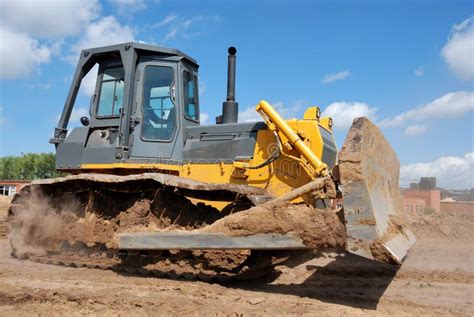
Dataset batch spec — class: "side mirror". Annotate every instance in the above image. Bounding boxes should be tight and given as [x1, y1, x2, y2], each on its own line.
[80, 116, 90, 126]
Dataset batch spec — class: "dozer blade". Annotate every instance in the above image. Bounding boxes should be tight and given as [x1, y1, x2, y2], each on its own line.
[118, 232, 312, 250]
[338, 117, 416, 264]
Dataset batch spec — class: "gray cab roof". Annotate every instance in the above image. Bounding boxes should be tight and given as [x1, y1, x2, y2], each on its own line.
[80, 42, 198, 67]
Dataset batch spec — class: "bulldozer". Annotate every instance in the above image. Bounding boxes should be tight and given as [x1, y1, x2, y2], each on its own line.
[8, 43, 416, 281]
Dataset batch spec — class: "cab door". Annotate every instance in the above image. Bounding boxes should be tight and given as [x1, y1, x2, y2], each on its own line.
[130, 62, 179, 159]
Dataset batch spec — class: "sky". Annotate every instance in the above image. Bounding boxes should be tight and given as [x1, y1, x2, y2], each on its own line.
[0, 0, 473, 189]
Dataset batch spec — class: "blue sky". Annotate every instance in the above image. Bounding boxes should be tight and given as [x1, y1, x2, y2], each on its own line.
[0, 0, 473, 188]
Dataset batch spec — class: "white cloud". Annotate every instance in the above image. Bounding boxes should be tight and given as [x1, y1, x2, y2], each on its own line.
[156, 14, 179, 27]
[64, 16, 135, 95]
[414, 67, 424, 77]
[109, 0, 146, 14]
[200, 112, 209, 125]
[198, 79, 206, 96]
[55, 107, 89, 124]
[163, 27, 178, 42]
[322, 101, 377, 129]
[400, 152, 474, 189]
[28, 83, 52, 90]
[404, 124, 428, 136]
[79, 65, 99, 96]
[380, 91, 474, 127]
[70, 16, 135, 57]
[322, 70, 350, 84]
[0, 0, 99, 79]
[441, 16, 474, 80]
[182, 19, 193, 29]
[70, 107, 90, 123]
[0, 0, 100, 38]
[239, 106, 263, 123]
[161, 15, 220, 43]
[0, 26, 53, 79]
[239, 100, 305, 123]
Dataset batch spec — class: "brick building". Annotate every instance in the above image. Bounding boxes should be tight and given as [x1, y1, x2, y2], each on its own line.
[402, 189, 441, 213]
[403, 197, 426, 215]
[0, 180, 30, 197]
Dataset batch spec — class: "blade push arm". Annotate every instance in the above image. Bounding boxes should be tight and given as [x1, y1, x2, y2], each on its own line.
[256, 100, 329, 177]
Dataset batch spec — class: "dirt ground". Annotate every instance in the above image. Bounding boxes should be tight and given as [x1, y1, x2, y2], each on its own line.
[0, 199, 473, 316]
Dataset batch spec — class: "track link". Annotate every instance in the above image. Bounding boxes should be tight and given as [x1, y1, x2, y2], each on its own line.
[12, 241, 286, 283]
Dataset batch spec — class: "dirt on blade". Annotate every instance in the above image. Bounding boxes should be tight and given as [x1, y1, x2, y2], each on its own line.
[201, 203, 347, 249]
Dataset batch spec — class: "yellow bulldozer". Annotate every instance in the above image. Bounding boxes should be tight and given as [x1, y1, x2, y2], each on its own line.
[8, 43, 415, 281]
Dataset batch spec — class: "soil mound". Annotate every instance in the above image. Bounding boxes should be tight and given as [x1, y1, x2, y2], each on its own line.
[406, 211, 474, 239]
[201, 203, 347, 249]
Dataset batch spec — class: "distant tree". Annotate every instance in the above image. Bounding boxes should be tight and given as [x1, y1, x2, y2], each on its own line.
[0, 153, 63, 180]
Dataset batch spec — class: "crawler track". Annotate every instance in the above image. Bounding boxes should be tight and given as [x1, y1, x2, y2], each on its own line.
[8, 173, 291, 282]
[12, 241, 288, 282]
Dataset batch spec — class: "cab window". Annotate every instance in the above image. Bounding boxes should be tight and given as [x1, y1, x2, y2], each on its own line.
[97, 67, 124, 117]
[141, 66, 176, 140]
[183, 71, 199, 121]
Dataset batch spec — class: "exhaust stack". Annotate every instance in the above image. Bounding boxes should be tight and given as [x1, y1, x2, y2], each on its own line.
[217, 47, 238, 124]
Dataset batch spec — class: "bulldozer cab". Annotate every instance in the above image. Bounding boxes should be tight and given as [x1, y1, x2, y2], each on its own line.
[50, 42, 200, 166]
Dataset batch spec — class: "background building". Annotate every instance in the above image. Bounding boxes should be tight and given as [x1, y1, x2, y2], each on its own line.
[402, 176, 473, 214]
[402, 177, 440, 213]
[409, 183, 419, 189]
[419, 177, 437, 190]
[403, 197, 426, 214]
[0, 180, 30, 197]
[402, 188, 440, 213]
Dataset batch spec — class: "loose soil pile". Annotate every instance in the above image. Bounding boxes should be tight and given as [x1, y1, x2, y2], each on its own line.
[406, 210, 474, 240]
[202, 203, 347, 249]
[8, 184, 231, 254]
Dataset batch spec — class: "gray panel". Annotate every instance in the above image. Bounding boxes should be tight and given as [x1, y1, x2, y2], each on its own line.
[85, 129, 119, 148]
[65, 127, 88, 143]
[186, 121, 266, 137]
[118, 232, 310, 250]
[183, 122, 266, 161]
[82, 147, 118, 164]
[56, 143, 83, 169]
[55, 128, 88, 169]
